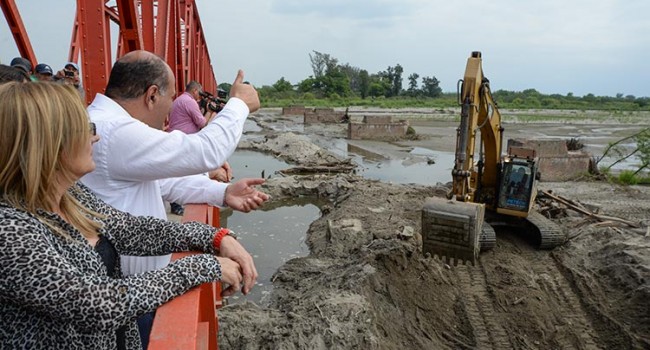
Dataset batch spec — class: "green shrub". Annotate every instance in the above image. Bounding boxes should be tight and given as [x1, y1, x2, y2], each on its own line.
[302, 92, 315, 100]
[614, 170, 639, 185]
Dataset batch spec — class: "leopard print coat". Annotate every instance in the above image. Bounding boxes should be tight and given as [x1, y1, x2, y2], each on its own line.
[0, 183, 222, 349]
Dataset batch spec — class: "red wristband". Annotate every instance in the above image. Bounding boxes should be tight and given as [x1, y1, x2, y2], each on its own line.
[212, 228, 230, 251]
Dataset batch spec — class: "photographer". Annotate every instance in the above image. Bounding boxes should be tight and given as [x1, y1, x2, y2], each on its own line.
[167, 81, 233, 215]
[54, 62, 84, 97]
[199, 88, 228, 115]
[168, 80, 215, 134]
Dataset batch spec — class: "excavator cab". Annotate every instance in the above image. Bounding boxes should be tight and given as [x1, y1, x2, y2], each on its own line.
[496, 158, 537, 216]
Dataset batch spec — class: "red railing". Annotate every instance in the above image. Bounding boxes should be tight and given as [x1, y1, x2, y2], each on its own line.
[149, 204, 222, 350]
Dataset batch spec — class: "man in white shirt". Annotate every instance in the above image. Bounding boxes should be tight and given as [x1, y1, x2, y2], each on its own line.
[81, 50, 265, 346]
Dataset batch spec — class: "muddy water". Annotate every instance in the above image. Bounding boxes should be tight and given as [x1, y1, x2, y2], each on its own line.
[220, 200, 320, 305]
[348, 146, 455, 185]
[222, 147, 454, 304]
[220, 151, 321, 304]
[226, 149, 287, 180]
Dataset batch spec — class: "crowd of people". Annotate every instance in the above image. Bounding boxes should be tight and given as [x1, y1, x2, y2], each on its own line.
[3, 57, 81, 86]
[0, 52, 266, 349]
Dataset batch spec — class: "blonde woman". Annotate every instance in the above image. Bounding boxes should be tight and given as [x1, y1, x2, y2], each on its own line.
[0, 82, 251, 349]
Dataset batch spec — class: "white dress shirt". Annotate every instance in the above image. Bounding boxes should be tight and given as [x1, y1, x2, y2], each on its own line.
[81, 93, 248, 275]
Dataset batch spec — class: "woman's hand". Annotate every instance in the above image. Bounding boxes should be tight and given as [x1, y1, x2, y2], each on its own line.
[216, 256, 243, 297]
[219, 236, 258, 295]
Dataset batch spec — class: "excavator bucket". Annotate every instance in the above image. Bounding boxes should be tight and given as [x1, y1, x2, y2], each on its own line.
[421, 198, 484, 265]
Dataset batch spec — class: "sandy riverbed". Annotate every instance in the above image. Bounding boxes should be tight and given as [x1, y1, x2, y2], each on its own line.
[211, 108, 649, 350]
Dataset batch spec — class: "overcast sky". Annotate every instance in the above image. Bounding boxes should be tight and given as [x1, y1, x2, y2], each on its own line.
[1, 0, 648, 97]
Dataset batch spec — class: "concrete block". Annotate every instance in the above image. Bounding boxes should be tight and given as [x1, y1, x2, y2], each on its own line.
[537, 152, 591, 181]
[303, 108, 345, 124]
[506, 138, 591, 181]
[282, 106, 307, 115]
[362, 115, 392, 124]
[347, 120, 409, 140]
[508, 139, 568, 157]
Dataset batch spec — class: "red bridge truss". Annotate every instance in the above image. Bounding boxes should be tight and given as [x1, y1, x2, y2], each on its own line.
[1, 0, 218, 104]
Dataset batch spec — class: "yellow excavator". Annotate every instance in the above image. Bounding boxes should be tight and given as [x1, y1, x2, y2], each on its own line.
[421, 51, 565, 265]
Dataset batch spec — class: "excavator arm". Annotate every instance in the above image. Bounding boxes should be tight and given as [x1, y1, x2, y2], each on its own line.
[451, 51, 503, 208]
[422, 51, 501, 265]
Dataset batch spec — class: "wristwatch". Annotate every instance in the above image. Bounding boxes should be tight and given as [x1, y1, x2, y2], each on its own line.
[225, 229, 238, 240]
[213, 228, 239, 251]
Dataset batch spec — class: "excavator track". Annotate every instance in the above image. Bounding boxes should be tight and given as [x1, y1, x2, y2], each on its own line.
[525, 211, 567, 249]
[520, 248, 602, 349]
[479, 223, 496, 251]
[456, 263, 512, 349]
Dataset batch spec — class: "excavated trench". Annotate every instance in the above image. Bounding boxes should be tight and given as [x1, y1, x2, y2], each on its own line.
[202, 109, 649, 349]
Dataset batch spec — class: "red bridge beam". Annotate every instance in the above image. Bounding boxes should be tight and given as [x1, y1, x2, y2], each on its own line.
[67, 0, 218, 104]
[0, 0, 37, 69]
[149, 204, 223, 350]
[4, 0, 219, 104]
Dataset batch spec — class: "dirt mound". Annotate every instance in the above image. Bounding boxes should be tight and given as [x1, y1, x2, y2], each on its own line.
[217, 131, 650, 349]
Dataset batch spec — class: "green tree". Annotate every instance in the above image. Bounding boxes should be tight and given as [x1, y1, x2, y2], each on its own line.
[217, 82, 232, 94]
[339, 63, 361, 95]
[391, 64, 403, 97]
[255, 85, 275, 101]
[526, 96, 541, 107]
[368, 81, 388, 97]
[297, 77, 317, 94]
[304, 51, 352, 97]
[541, 97, 559, 108]
[309, 51, 338, 78]
[272, 77, 293, 92]
[407, 73, 419, 96]
[522, 88, 541, 98]
[358, 69, 370, 99]
[380, 64, 404, 97]
[421, 76, 442, 97]
[321, 69, 351, 97]
[583, 93, 596, 102]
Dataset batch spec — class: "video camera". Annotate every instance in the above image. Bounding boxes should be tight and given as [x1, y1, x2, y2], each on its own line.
[199, 89, 228, 113]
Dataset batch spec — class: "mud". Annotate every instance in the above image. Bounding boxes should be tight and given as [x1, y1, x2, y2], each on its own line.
[217, 108, 650, 350]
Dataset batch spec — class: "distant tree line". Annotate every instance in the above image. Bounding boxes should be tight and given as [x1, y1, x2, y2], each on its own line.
[264, 51, 443, 100]
[217, 50, 649, 111]
[492, 89, 649, 110]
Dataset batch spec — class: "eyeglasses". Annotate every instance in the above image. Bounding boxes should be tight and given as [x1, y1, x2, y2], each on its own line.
[89, 122, 96, 136]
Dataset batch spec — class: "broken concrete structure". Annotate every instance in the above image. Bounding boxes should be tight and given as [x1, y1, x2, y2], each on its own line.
[282, 105, 307, 116]
[348, 115, 409, 140]
[303, 107, 346, 124]
[507, 139, 591, 181]
[362, 115, 392, 124]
